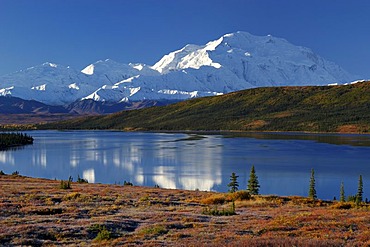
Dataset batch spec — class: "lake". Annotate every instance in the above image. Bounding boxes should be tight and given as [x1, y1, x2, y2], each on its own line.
[0, 130, 369, 200]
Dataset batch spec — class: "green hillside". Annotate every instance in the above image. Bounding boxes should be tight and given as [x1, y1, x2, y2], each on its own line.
[40, 81, 370, 133]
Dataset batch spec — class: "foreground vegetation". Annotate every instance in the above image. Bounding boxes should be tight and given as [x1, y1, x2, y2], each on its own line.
[39, 82, 370, 133]
[0, 132, 33, 150]
[1, 174, 369, 246]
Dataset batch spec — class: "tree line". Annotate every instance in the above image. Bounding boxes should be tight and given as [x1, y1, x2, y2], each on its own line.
[38, 82, 370, 133]
[0, 132, 34, 150]
[228, 166, 366, 203]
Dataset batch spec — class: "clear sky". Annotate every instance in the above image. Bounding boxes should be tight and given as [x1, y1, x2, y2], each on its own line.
[0, 0, 369, 78]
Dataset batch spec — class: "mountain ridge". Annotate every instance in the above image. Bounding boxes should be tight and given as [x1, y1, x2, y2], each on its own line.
[0, 31, 360, 108]
[0, 95, 177, 117]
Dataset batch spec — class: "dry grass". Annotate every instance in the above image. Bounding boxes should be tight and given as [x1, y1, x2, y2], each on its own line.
[0, 174, 369, 246]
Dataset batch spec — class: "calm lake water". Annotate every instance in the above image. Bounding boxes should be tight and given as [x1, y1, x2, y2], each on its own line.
[0, 130, 369, 200]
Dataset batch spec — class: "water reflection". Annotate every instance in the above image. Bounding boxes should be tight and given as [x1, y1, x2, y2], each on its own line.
[83, 168, 95, 183]
[70, 149, 79, 167]
[153, 166, 177, 189]
[0, 151, 15, 165]
[135, 167, 144, 185]
[0, 130, 368, 200]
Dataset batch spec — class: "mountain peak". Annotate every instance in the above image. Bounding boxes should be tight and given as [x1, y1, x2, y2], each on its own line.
[0, 31, 360, 107]
[151, 31, 354, 85]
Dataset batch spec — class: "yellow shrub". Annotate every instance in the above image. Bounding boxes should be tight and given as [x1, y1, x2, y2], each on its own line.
[201, 194, 226, 205]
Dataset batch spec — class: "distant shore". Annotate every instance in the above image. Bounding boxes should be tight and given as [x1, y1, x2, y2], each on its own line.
[0, 132, 34, 150]
[3, 122, 370, 136]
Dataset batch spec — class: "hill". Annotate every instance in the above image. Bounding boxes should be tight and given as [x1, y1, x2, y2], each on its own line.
[0, 96, 67, 114]
[40, 81, 370, 133]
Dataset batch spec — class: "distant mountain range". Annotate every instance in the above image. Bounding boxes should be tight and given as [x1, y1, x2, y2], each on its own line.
[0, 31, 360, 114]
[0, 95, 175, 115]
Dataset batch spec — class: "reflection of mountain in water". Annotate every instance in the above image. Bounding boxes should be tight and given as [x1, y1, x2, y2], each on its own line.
[0, 131, 369, 200]
[151, 135, 223, 190]
[0, 131, 223, 191]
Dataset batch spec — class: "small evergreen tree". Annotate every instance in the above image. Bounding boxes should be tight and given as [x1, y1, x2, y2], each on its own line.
[60, 176, 73, 189]
[227, 172, 239, 193]
[356, 175, 363, 203]
[308, 168, 317, 200]
[340, 181, 345, 202]
[77, 175, 88, 183]
[247, 165, 260, 195]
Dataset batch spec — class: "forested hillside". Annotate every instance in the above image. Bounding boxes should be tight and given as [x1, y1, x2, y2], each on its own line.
[40, 81, 370, 133]
[0, 133, 34, 150]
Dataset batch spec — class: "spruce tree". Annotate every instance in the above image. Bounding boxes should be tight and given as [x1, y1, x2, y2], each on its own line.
[340, 181, 345, 202]
[227, 172, 239, 193]
[356, 175, 363, 203]
[247, 165, 260, 195]
[308, 168, 317, 200]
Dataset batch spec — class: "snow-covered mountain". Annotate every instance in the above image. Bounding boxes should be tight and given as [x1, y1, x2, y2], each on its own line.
[0, 31, 359, 106]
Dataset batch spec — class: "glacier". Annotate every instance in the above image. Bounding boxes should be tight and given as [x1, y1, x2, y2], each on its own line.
[0, 31, 359, 106]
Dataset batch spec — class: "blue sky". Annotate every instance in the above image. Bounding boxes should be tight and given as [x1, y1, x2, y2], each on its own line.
[0, 0, 369, 78]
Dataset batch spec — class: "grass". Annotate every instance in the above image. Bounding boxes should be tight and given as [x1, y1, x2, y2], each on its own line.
[0, 174, 369, 246]
[92, 225, 112, 241]
[138, 225, 168, 237]
[202, 201, 236, 216]
[201, 190, 251, 204]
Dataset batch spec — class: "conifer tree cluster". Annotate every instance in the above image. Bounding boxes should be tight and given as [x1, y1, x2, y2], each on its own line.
[337, 175, 365, 203]
[309, 170, 365, 203]
[0, 132, 34, 149]
[227, 165, 260, 195]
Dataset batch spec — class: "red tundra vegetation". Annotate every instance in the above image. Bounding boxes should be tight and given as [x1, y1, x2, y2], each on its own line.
[0, 174, 369, 246]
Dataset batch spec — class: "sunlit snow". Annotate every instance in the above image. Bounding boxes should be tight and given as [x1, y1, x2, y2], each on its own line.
[0, 86, 14, 96]
[0, 31, 360, 105]
[132, 64, 144, 71]
[68, 83, 80, 90]
[81, 64, 95, 75]
[43, 62, 58, 68]
[31, 84, 47, 91]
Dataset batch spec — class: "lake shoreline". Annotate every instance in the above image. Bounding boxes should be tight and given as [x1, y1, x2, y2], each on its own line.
[2, 130, 369, 199]
[141, 129, 370, 137]
[1, 174, 369, 246]
[2, 119, 370, 136]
